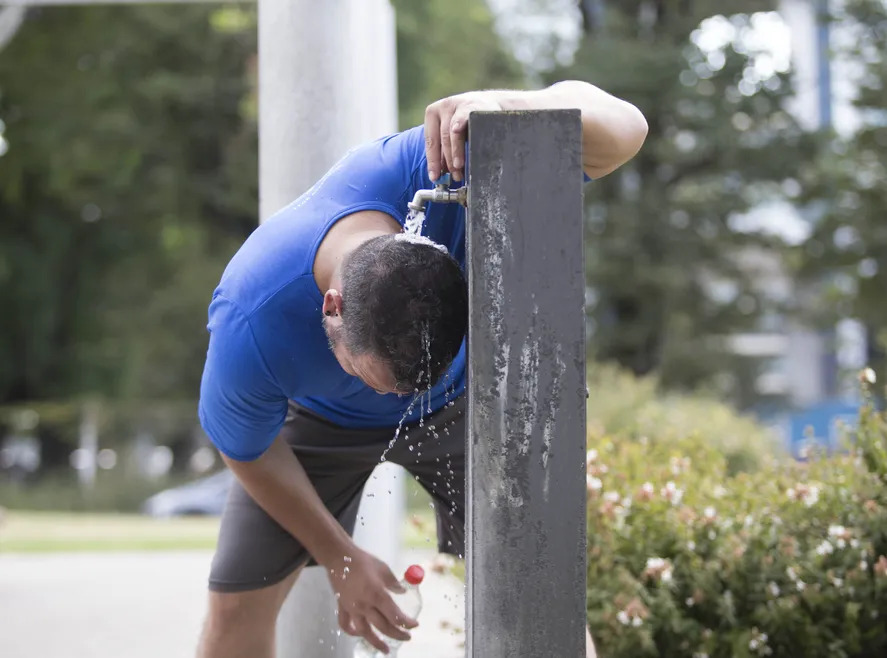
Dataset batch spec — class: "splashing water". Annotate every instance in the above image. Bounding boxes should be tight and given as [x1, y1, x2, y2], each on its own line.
[404, 207, 425, 235]
[380, 391, 420, 463]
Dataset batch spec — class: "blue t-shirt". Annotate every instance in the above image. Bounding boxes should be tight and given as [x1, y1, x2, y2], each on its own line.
[198, 126, 466, 461]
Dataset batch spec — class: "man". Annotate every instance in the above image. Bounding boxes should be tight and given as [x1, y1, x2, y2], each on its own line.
[197, 80, 647, 657]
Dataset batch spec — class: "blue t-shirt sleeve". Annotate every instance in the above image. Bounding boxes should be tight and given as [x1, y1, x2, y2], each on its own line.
[198, 295, 288, 461]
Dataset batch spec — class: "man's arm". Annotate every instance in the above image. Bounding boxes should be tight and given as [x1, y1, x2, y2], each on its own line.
[221, 435, 417, 653]
[423, 80, 648, 182]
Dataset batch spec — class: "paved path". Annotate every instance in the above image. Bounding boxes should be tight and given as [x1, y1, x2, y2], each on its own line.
[0, 550, 464, 658]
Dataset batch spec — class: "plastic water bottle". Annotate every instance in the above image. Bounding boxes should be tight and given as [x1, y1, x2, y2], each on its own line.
[354, 565, 425, 657]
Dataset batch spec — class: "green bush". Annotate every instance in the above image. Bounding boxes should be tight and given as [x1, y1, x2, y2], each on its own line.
[586, 381, 887, 658]
[587, 365, 782, 475]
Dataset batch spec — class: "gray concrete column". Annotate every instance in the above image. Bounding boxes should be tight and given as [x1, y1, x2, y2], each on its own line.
[466, 110, 587, 656]
[258, 1, 403, 656]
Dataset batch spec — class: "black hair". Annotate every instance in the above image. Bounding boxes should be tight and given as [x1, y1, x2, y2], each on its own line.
[340, 235, 467, 392]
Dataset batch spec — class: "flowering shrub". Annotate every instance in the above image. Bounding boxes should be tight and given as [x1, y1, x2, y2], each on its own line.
[586, 379, 887, 658]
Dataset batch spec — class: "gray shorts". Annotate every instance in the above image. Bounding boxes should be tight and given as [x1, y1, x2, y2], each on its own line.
[208, 396, 466, 592]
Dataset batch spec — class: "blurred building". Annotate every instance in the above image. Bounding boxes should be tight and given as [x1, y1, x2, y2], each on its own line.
[735, 0, 867, 455]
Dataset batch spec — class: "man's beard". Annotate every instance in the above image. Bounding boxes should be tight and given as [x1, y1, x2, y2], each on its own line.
[322, 316, 344, 352]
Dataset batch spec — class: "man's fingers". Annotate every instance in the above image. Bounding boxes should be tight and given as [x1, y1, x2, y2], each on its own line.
[338, 609, 357, 636]
[424, 105, 442, 182]
[368, 608, 412, 643]
[381, 563, 406, 594]
[439, 105, 455, 180]
[449, 108, 471, 182]
[376, 592, 418, 630]
[351, 616, 389, 654]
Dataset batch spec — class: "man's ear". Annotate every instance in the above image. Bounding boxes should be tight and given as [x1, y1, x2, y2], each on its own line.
[322, 289, 344, 318]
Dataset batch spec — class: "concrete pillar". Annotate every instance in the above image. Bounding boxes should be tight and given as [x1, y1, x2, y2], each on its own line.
[258, 1, 403, 656]
[466, 110, 587, 656]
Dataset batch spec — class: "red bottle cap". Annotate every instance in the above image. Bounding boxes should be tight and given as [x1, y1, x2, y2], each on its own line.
[404, 564, 425, 585]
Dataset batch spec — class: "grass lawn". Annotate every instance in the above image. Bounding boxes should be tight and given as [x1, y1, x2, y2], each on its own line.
[0, 506, 439, 553]
[0, 510, 221, 552]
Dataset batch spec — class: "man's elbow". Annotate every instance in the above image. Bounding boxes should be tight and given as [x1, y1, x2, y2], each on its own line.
[619, 103, 648, 164]
[584, 104, 648, 179]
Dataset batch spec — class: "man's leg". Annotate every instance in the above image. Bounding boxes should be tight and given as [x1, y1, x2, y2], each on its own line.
[196, 567, 301, 658]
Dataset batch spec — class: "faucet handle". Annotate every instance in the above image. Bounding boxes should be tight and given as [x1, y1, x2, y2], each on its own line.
[434, 173, 451, 188]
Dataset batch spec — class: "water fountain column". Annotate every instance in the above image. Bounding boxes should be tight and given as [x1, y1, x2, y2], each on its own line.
[465, 109, 588, 657]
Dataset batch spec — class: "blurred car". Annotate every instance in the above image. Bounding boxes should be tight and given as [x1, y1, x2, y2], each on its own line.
[141, 469, 234, 517]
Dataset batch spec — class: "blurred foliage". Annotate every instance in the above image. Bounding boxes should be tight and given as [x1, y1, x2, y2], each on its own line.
[796, 0, 887, 379]
[391, 0, 524, 128]
[586, 380, 887, 657]
[587, 364, 781, 475]
[0, 5, 256, 403]
[545, 1, 817, 405]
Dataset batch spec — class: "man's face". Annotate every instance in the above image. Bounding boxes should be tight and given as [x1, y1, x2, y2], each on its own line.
[323, 317, 402, 395]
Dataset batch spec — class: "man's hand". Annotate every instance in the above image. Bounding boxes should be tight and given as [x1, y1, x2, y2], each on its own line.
[330, 548, 418, 654]
[424, 82, 647, 182]
[424, 92, 503, 183]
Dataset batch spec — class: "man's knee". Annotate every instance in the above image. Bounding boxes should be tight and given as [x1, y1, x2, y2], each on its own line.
[200, 571, 299, 648]
[206, 589, 276, 630]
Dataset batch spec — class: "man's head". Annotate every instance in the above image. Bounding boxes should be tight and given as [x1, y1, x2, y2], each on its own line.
[322, 234, 467, 395]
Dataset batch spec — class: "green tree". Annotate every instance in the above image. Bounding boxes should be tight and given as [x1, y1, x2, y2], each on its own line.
[542, 1, 815, 405]
[0, 5, 256, 402]
[391, 0, 524, 128]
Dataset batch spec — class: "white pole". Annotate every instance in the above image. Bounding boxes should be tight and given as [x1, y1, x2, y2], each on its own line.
[258, 1, 403, 656]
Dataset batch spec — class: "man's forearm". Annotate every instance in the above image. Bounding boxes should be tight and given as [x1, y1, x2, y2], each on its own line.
[222, 434, 352, 570]
[495, 81, 648, 179]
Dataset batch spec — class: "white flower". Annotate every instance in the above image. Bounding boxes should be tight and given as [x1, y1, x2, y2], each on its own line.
[860, 560, 868, 571]
[803, 485, 820, 507]
[768, 581, 780, 597]
[616, 610, 630, 625]
[786, 487, 796, 499]
[587, 475, 602, 491]
[796, 580, 806, 592]
[603, 490, 620, 503]
[708, 530, 717, 540]
[831, 576, 843, 588]
[631, 616, 642, 627]
[686, 597, 695, 607]
[641, 482, 654, 495]
[862, 367, 876, 384]
[786, 566, 798, 581]
[744, 515, 755, 528]
[622, 496, 633, 510]
[687, 540, 696, 551]
[816, 540, 835, 556]
[837, 539, 847, 550]
[750, 639, 760, 650]
[661, 481, 684, 505]
[646, 557, 666, 570]
[713, 485, 728, 498]
[586, 449, 598, 465]
[644, 557, 673, 584]
[851, 539, 860, 549]
[828, 525, 846, 539]
[703, 506, 717, 520]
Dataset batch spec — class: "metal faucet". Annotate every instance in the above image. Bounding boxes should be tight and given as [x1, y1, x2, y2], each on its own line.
[407, 173, 468, 215]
